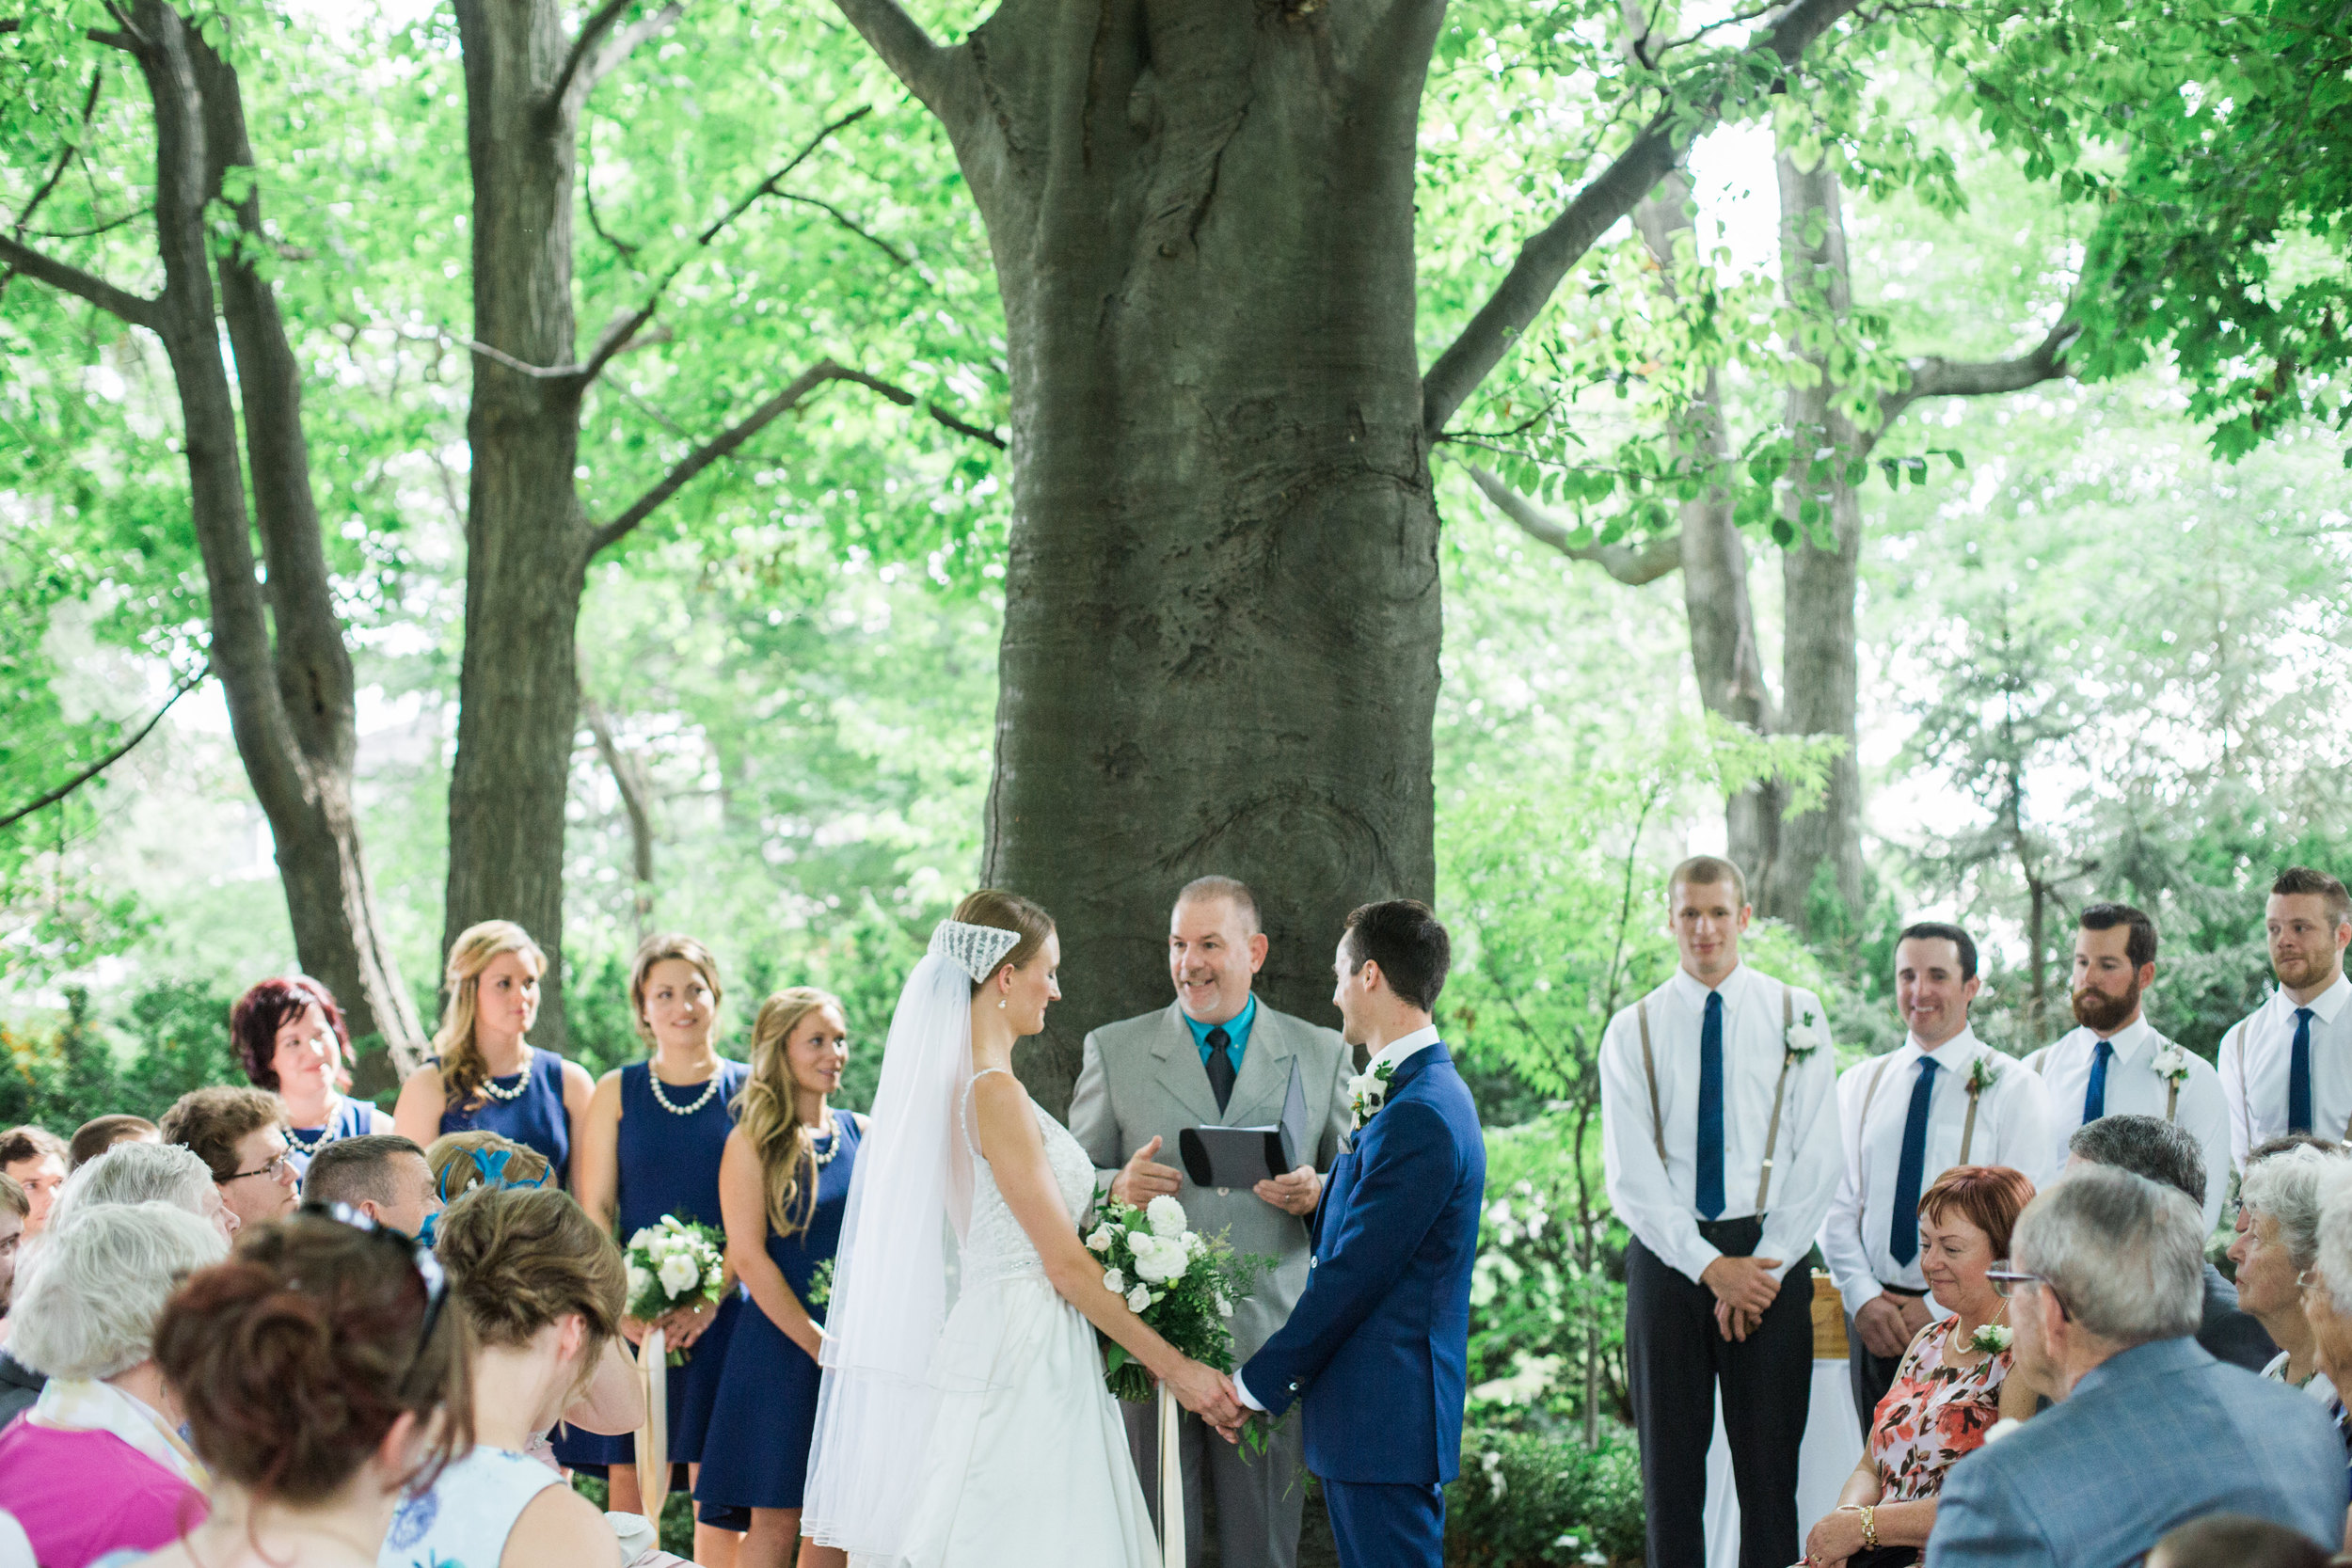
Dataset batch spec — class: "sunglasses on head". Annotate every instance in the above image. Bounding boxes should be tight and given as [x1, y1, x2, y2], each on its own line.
[297, 1200, 449, 1365]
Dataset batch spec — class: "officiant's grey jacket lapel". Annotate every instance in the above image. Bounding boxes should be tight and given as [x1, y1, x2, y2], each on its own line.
[1150, 1003, 1223, 1127]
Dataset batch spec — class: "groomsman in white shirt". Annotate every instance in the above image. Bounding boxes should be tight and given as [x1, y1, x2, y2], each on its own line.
[1601, 856, 1840, 1568]
[2026, 903, 2232, 1231]
[1819, 922, 2056, 1433]
[2220, 866, 2352, 1167]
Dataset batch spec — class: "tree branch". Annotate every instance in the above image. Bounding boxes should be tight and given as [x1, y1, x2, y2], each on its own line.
[0, 663, 207, 831]
[1872, 318, 2079, 440]
[550, 0, 681, 120]
[439, 326, 582, 379]
[1421, 0, 1866, 438]
[1468, 467, 1683, 585]
[822, 362, 1006, 448]
[13, 68, 104, 236]
[0, 232, 163, 328]
[828, 0, 947, 105]
[777, 191, 912, 269]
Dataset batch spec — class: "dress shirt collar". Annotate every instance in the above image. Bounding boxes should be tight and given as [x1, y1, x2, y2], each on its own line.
[1906, 1022, 1986, 1066]
[2284, 969, 2352, 1025]
[1183, 992, 1257, 1056]
[1367, 1022, 1442, 1078]
[1666, 960, 1749, 1011]
[2099, 1013, 2153, 1063]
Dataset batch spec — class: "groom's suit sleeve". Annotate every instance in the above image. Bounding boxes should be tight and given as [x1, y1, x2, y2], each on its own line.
[1239, 1099, 1458, 1418]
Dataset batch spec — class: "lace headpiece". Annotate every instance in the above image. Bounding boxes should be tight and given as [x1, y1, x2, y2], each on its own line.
[930, 919, 1023, 984]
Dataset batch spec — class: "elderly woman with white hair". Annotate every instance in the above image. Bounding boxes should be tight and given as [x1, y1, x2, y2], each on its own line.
[47, 1141, 237, 1244]
[0, 1201, 227, 1568]
[2230, 1139, 2347, 1400]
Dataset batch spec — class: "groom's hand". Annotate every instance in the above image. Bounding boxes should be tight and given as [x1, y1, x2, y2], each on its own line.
[1253, 1164, 1321, 1215]
[1113, 1136, 1184, 1205]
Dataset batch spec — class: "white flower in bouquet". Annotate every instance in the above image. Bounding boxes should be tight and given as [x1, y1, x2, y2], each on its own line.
[1126, 1284, 1152, 1313]
[1146, 1196, 1189, 1239]
[1104, 1267, 1127, 1293]
[703, 1262, 724, 1292]
[1215, 1291, 1233, 1319]
[1184, 1231, 1207, 1257]
[659, 1252, 703, 1297]
[1132, 1234, 1189, 1285]
[628, 1262, 656, 1301]
[1087, 1225, 1117, 1253]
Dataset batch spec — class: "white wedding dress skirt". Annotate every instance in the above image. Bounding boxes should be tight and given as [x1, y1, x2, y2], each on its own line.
[870, 1090, 1156, 1568]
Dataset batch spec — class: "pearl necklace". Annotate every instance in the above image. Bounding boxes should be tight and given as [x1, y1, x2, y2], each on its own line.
[647, 1059, 725, 1117]
[479, 1055, 532, 1101]
[808, 1119, 841, 1166]
[283, 1118, 329, 1156]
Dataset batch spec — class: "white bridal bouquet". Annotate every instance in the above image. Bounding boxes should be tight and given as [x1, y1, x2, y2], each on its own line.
[1085, 1193, 1271, 1404]
[624, 1214, 727, 1364]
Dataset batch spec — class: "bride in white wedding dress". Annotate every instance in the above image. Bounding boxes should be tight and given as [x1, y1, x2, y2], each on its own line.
[802, 890, 1243, 1568]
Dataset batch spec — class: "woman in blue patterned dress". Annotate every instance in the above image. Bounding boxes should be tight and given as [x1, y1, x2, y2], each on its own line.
[571, 933, 753, 1558]
[229, 976, 393, 1180]
[393, 920, 593, 1188]
[695, 987, 860, 1568]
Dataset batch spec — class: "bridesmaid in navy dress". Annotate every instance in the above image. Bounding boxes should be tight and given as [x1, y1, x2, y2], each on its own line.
[228, 976, 393, 1181]
[573, 934, 753, 1553]
[393, 920, 593, 1189]
[696, 987, 861, 1568]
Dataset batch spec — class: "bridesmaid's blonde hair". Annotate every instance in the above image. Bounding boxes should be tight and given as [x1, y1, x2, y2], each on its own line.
[432, 920, 546, 1112]
[733, 988, 845, 1238]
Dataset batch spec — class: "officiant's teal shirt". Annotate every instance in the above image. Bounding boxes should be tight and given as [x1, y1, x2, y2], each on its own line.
[1184, 992, 1258, 1069]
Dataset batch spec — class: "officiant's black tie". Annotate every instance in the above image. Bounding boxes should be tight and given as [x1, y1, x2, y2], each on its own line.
[1205, 1026, 1236, 1112]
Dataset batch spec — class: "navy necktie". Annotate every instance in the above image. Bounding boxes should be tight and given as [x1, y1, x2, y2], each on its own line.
[1888, 1055, 1940, 1267]
[1205, 1026, 1236, 1113]
[2084, 1038, 2112, 1124]
[2290, 1006, 2315, 1134]
[1695, 991, 1726, 1221]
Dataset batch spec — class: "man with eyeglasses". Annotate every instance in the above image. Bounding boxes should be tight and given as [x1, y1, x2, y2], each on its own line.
[160, 1085, 300, 1234]
[1926, 1166, 2344, 1568]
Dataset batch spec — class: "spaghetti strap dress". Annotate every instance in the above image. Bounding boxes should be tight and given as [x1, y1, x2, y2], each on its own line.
[693, 1108, 862, 1513]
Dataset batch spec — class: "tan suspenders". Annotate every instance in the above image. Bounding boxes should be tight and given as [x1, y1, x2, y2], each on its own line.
[1855, 1047, 1987, 1240]
[1638, 984, 1798, 1212]
[2221, 1017, 2352, 1142]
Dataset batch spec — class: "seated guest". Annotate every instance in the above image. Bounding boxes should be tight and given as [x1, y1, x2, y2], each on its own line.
[1804, 1167, 2037, 1567]
[2297, 1164, 2352, 1535]
[70, 1117, 159, 1171]
[0, 1203, 228, 1568]
[424, 1130, 551, 1203]
[0, 1178, 28, 1421]
[382, 1185, 629, 1568]
[0, 1127, 68, 1236]
[2063, 1114, 2277, 1370]
[161, 1088, 298, 1233]
[132, 1208, 469, 1568]
[2147, 1513, 2331, 1568]
[50, 1143, 238, 1243]
[1924, 1168, 2345, 1567]
[230, 976, 394, 1179]
[303, 1134, 442, 1240]
[2232, 1141, 2349, 1399]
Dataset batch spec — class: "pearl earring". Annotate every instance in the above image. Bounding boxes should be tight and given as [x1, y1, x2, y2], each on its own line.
[998, 997, 1008, 1009]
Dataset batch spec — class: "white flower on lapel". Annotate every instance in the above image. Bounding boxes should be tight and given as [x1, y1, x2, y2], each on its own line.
[1347, 1060, 1395, 1133]
[2150, 1043, 2192, 1086]
[1965, 1054, 2003, 1095]
[1784, 1007, 1829, 1062]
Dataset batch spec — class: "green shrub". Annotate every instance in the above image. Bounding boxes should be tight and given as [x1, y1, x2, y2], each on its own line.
[1446, 1424, 1645, 1567]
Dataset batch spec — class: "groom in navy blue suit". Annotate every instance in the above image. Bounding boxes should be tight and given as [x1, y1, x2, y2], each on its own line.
[1232, 900, 1486, 1568]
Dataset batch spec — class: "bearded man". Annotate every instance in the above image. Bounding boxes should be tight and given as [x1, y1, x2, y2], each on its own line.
[2025, 903, 2233, 1232]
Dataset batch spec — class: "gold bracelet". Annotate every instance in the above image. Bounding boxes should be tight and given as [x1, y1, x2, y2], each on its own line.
[1859, 1504, 1879, 1550]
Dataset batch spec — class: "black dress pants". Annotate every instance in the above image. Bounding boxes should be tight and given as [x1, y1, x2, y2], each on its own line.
[1626, 1223, 1812, 1568]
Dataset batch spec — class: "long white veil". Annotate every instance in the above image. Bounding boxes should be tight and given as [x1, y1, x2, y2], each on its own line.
[801, 918, 1020, 1561]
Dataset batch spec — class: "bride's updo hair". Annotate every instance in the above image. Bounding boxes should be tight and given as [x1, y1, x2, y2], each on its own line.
[951, 889, 1055, 992]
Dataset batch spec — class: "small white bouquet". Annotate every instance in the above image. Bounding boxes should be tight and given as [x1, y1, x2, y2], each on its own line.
[1085, 1193, 1271, 1404]
[624, 1214, 726, 1364]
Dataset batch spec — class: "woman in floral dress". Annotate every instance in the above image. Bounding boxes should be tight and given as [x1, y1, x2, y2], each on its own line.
[1803, 1166, 2041, 1567]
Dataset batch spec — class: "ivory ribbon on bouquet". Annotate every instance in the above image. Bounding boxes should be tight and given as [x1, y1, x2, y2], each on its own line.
[1158, 1384, 1184, 1568]
[639, 1325, 671, 1519]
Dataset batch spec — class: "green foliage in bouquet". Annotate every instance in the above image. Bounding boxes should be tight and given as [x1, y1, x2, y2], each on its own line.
[1084, 1192, 1272, 1405]
[624, 1214, 727, 1363]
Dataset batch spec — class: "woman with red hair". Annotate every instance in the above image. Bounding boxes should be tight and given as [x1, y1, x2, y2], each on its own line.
[1802, 1165, 2040, 1567]
[230, 978, 392, 1180]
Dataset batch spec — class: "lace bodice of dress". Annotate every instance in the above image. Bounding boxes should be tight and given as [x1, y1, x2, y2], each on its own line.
[961, 1071, 1095, 1285]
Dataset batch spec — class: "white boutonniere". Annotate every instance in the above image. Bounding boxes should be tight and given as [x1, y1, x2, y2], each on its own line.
[1964, 1322, 2013, 1354]
[1785, 1006, 1830, 1063]
[2150, 1043, 2192, 1086]
[1348, 1061, 1395, 1133]
[1965, 1054, 2002, 1095]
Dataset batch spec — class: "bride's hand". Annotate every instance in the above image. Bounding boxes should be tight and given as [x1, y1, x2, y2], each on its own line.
[1163, 1358, 1243, 1429]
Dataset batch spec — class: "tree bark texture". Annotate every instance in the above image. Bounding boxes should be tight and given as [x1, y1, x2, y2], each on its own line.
[444, 0, 595, 1049]
[1764, 150, 1867, 928]
[13, 6, 427, 1075]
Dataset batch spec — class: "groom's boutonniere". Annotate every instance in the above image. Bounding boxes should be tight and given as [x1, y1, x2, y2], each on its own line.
[1784, 1006, 1830, 1064]
[1347, 1061, 1394, 1133]
[2150, 1042, 2192, 1087]
[1965, 1054, 2002, 1096]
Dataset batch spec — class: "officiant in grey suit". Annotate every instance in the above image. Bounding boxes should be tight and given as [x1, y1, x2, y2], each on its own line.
[1071, 875, 1354, 1568]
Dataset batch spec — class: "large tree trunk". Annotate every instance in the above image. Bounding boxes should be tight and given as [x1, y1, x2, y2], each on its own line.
[8, 6, 429, 1076]
[1763, 150, 1866, 931]
[960, 2, 1447, 1106]
[444, 0, 595, 1048]
[1627, 178, 1784, 884]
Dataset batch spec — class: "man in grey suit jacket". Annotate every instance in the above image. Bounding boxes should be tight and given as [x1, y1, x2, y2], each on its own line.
[1927, 1167, 2343, 1568]
[1070, 876, 1354, 1568]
